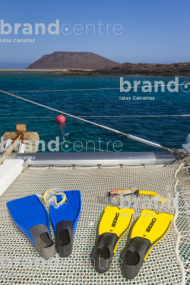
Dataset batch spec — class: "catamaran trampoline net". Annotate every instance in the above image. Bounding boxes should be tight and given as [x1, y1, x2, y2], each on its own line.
[0, 162, 189, 284]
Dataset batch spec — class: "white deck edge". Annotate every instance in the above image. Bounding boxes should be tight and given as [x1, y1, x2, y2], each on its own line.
[0, 159, 25, 196]
[0, 151, 177, 196]
[16, 151, 176, 166]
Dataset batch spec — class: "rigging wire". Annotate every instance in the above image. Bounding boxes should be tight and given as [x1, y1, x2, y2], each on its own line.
[0, 89, 173, 152]
[6, 82, 190, 93]
[0, 115, 189, 118]
[1, 83, 190, 118]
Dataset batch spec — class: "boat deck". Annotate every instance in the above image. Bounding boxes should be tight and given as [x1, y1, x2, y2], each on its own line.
[0, 163, 189, 284]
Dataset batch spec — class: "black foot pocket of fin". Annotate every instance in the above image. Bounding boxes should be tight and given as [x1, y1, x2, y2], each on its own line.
[122, 237, 151, 279]
[56, 220, 73, 257]
[29, 224, 56, 260]
[92, 233, 118, 273]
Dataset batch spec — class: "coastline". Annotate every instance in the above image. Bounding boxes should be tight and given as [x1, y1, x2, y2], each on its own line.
[1, 69, 190, 77]
[58, 71, 190, 77]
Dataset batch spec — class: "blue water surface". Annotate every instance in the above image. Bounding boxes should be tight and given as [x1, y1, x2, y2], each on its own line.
[0, 72, 189, 152]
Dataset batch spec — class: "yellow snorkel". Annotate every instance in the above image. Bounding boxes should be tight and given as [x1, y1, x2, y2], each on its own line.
[107, 189, 166, 206]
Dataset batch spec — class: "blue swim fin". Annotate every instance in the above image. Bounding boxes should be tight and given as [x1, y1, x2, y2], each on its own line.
[7, 195, 56, 260]
[50, 190, 81, 257]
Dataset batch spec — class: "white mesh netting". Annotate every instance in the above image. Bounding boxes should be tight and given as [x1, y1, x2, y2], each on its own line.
[0, 162, 189, 284]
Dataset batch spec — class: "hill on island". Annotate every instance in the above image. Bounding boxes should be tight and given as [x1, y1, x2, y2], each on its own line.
[26, 52, 119, 70]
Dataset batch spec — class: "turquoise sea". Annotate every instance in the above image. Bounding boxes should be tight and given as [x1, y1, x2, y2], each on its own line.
[0, 72, 189, 152]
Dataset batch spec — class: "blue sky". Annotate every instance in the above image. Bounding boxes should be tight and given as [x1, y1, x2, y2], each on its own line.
[0, 0, 190, 66]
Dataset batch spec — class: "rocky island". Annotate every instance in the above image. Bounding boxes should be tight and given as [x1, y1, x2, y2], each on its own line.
[64, 62, 190, 77]
[26, 52, 190, 77]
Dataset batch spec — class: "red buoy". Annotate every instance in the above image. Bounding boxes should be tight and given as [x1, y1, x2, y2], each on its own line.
[56, 115, 66, 124]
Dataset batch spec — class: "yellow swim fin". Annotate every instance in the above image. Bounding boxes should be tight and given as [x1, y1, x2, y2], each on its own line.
[122, 209, 174, 279]
[92, 206, 134, 273]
